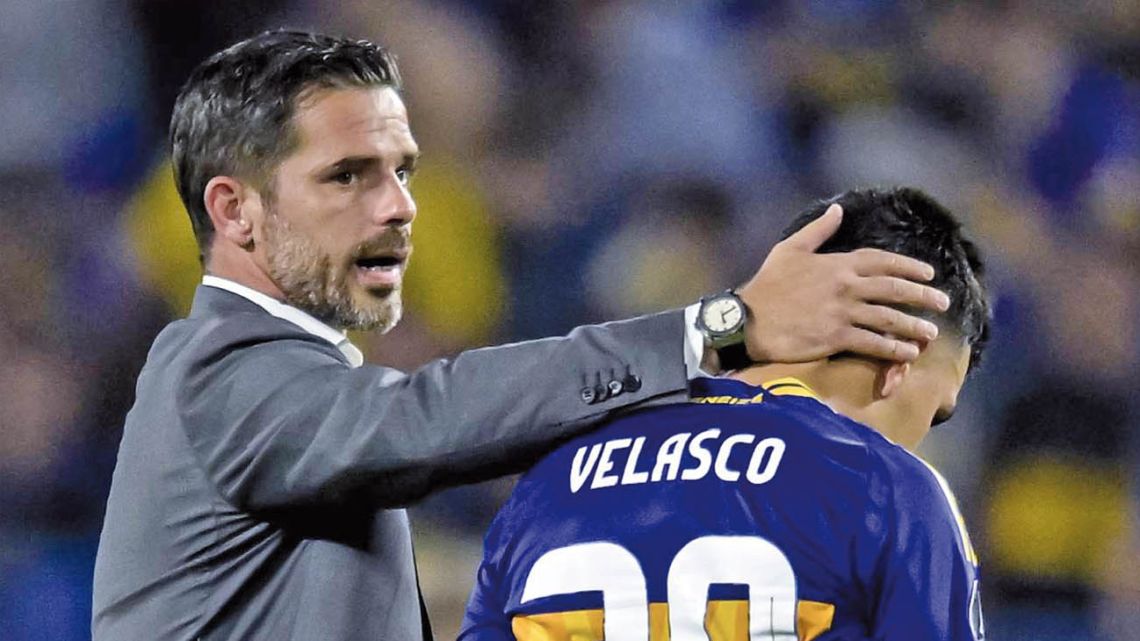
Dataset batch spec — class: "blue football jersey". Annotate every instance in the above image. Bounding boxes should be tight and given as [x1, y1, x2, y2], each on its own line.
[460, 377, 984, 641]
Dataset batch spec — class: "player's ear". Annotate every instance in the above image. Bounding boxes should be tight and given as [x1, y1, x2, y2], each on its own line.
[876, 360, 911, 399]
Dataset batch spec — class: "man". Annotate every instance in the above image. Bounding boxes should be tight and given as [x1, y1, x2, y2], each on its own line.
[92, 30, 950, 641]
[460, 187, 990, 641]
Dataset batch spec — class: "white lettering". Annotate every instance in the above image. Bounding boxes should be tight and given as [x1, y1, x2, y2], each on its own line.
[746, 437, 786, 485]
[681, 429, 721, 481]
[592, 438, 631, 489]
[714, 433, 755, 482]
[652, 432, 691, 482]
[570, 432, 787, 491]
[621, 436, 650, 485]
[571, 444, 602, 493]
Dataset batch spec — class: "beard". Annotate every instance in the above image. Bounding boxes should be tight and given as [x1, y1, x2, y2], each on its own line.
[262, 209, 406, 332]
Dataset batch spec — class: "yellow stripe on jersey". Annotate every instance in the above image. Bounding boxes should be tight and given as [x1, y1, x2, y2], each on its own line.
[692, 393, 765, 405]
[511, 608, 602, 641]
[762, 377, 820, 400]
[703, 600, 835, 641]
[650, 603, 669, 640]
[511, 599, 834, 641]
[796, 600, 836, 641]
[705, 599, 747, 640]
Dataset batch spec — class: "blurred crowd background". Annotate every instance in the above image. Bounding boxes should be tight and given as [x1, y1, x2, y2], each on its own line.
[1, 1, 1139, 639]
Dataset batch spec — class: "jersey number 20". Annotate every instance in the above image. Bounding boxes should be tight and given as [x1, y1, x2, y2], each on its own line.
[521, 535, 797, 640]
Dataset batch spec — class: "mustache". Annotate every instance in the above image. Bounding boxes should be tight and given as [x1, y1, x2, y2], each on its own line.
[352, 228, 412, 259]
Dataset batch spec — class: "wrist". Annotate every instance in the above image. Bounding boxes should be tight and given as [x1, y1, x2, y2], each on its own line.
[700, 345, 722, 374]
[742, 316, 768, 365]
[695, 290, 753, 373]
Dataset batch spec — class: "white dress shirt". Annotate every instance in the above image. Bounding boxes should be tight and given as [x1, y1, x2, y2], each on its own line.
[202, 275, 365, 368]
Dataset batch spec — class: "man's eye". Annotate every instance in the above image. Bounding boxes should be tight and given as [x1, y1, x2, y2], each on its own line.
[331, 171, 356, 185]
[395, 167, 412, 186]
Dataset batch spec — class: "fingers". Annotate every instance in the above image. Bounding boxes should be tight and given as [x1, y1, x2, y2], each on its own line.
[852, 248, 936, 282]
[838, 327, 921, 362]
[851, 304, 940, 342]
[781, 204, 843, 252]
[856, 276, 950, 313]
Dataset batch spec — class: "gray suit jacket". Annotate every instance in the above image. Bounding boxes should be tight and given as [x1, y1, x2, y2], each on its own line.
[93, 285, 688, 640]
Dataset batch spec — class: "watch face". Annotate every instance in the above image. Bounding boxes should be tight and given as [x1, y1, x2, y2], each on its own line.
[701, 297, 744, 333]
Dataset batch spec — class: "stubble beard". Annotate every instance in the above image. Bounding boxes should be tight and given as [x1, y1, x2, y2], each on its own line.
[263, 209, 403, 333]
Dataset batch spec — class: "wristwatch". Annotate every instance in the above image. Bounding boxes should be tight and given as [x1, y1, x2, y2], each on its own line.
[695, 290, 752, 372]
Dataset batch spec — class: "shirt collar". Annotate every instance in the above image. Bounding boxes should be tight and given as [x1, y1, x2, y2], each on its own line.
[201, 275, 365, 368]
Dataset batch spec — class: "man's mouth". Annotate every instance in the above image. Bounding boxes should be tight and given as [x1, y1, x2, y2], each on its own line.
[353, 249, 408, 289]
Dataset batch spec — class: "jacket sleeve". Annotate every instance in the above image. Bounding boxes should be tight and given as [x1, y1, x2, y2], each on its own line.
[175, 309, 688, 512]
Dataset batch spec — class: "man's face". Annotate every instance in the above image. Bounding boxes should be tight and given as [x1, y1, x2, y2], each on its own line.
[890, 336, 972, 450]
[255, 86, 419, 331]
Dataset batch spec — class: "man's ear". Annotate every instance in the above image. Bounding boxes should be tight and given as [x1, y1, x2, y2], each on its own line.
[204, 176, 257, 251]
[876, 360, 911, 400]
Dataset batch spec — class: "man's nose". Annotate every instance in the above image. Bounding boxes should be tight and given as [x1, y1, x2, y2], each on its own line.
[372, 174, 416, 226]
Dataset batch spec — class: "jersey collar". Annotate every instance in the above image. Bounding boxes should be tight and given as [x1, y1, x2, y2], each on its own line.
[689, 376, 820, 405]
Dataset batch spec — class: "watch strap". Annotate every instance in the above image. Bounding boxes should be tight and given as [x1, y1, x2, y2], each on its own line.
[716, 340, 751, 371]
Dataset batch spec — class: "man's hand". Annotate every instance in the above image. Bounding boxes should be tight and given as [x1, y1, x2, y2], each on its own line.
[739, 204, 951, 364]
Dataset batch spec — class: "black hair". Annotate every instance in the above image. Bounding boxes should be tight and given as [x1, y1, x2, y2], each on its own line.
[170, 30, 402, 262]
[782, 187, 991, 368]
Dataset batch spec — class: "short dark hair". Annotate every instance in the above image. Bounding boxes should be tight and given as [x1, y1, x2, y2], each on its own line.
[170, 30, 402, 261]
[782, 187, 991, 368]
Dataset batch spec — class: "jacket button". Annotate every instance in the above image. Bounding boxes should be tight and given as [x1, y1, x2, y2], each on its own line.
[594, 382, 609, 402]
[607, 379, 624, 396]
[623, 373, 642, 393]
[580, 386, 597, 404]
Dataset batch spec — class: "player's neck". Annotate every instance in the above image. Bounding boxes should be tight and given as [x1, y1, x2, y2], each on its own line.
[731, 360, 885, 434]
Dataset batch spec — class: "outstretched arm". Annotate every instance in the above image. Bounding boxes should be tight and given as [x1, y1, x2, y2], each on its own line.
[177, 309, 688, 513]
